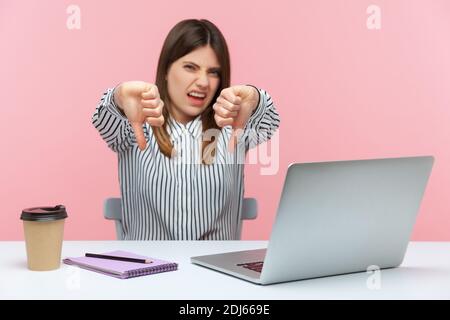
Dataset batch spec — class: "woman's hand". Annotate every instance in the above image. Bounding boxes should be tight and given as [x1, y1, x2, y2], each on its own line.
[114, 81, 165, 150]
[213, 85, 259, 152]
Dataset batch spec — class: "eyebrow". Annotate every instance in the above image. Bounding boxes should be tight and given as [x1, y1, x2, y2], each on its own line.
[183, 61, 221, 71]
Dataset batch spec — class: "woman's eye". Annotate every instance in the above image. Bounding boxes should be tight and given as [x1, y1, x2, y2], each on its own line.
[184, 65, 195, 70]
[210, 71, 220, 76]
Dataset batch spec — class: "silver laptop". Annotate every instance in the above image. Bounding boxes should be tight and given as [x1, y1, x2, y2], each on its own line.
[191, 156, 434, 285]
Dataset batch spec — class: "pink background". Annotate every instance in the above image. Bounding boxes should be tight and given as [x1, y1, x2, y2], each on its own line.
[1, 0, 449, 240]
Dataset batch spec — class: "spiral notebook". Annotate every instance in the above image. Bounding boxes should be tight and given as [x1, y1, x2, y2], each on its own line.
[63, 250, 178, 279]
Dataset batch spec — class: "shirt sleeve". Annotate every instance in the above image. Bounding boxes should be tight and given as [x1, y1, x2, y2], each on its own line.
[241, 87, 281, 151]
[91, 88, 149, 153]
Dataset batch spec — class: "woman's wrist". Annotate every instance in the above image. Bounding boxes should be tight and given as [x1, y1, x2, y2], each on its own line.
[113, 85, 126, 116]
[246, 84, 261, 115]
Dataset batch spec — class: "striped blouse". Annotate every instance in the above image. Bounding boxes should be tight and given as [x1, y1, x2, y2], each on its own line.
[92, 87, 280, 240]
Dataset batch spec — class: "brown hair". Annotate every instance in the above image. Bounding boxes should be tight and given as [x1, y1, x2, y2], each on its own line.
[152, 19, 231, 164]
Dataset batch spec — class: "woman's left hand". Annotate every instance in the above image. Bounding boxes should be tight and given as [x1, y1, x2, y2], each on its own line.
[213, 85, 259, 152]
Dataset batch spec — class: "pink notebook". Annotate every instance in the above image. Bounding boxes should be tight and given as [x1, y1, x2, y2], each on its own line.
[63, 250, 178, 279]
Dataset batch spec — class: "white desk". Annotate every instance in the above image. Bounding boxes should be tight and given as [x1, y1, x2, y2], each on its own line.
[1, 241, 449, 299]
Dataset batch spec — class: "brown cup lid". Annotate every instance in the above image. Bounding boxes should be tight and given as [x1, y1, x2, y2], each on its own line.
[20, 205, 68, 222]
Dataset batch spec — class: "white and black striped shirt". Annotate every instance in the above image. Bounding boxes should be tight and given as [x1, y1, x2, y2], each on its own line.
[92, 87, 280, 240]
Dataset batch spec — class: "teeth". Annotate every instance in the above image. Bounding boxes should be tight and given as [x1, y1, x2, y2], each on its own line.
[188, 92, 206, 98]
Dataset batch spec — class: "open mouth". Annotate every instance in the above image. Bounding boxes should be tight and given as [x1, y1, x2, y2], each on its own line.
[187, 91, 207, 105]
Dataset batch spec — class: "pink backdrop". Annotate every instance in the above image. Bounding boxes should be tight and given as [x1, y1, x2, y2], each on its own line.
[1, 0, 449, 240]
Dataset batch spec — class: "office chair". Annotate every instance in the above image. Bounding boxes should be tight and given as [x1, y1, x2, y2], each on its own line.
[104, 197, 258, 240]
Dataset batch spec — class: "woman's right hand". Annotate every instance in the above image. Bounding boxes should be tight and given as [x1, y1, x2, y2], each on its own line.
[114, 81, 165, 150]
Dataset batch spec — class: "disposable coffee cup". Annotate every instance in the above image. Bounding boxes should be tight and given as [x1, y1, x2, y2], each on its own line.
[20, 205, 68, 271]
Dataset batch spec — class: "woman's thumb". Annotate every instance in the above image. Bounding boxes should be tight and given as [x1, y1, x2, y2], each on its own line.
[131, 121, 147, 151]
[227, 128, 244, 153]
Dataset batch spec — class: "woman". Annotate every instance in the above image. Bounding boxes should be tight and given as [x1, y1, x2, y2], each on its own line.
[92, 19, 280, 240]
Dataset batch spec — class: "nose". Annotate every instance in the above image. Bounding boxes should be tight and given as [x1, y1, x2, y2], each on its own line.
[195, 71, 209, 89]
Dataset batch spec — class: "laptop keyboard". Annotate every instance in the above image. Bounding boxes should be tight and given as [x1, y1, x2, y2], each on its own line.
[237, 261, 264, 273]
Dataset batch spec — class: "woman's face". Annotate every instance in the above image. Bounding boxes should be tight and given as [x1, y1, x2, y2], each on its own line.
[166, 45, 221, 124]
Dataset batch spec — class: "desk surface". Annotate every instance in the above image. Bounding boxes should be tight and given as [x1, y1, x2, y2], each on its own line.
[1, 241, 450, 299]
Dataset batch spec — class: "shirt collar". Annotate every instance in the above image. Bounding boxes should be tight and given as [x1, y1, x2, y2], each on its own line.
[167, 114, 202, 141]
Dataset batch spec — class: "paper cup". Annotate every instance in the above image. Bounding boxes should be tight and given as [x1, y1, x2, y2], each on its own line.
[20, 205, 68, 271]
